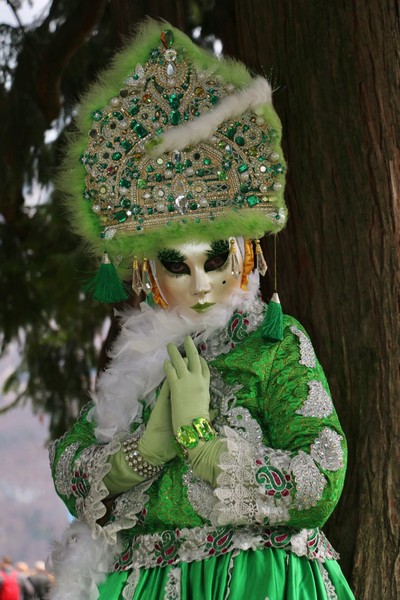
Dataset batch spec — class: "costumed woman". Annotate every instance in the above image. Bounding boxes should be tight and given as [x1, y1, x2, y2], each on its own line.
[49, 22, 355, 600]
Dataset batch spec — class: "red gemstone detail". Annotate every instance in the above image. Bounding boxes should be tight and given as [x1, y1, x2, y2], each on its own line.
[285, 474, 291, 481]
[217, 534, 229, 547]
[167, 559, 174, 565]
[265, 541, 272, 547]
[165, 546, 174, 556]
[209, 549, 215, 555]
[275, 534, 289, 543]
[156, 557, 163, 564]
[256, 459, 262, 465]
[282, 489, 290, 497]
[267, 489, 275, 496]
[207, 535, 214, 542]
[272, 471, 282, 486]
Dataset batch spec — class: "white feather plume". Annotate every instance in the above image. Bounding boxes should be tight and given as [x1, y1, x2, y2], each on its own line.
[152, 77, 272, 155]
[49, 521, 120, 600]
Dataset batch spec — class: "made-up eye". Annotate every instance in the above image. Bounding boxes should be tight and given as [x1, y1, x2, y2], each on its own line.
[161, 260, 191, 275]
[204, 251, 229, 272]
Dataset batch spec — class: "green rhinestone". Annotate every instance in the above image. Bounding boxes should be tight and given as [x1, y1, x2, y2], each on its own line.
[147, 207, 154, 214]
[218, 171, 228, 181]
[92, 110, 102, 121]
[169, 94, 180, 109]
[196, 169, 205, 177]
[131, 205, 142, 214]
[177, 425, 199, 449]
[120, 199, 131, 208]
[203, 158, 211, 165]
[119, 179, 131, 188]
[195, 218, 201, 223]
[121, 140, 133, 152]
[112, 152, 122, 160]
[243, 124, 249, 131]
[134, 123, 149, 138]
[136, 226, 143, 231]
[240, 184, 250, 193]
[167, 204, 175, 212]
[114, 210, 127, 222]
[210, 95, 219, 105]
[155, 173, 162, 182]
[185, 159, 193, 167]
[258, 156, 265, 162]
[170, 110, 182, 125]
[247, 195, 260, 206]
[137, 179, 147, 189]
[146, 165, 154, 173]
[189, 202, 198, 210]
[138, 218, 144, 223]
[166, 162, 174, 169]
[235, 136, 245, 146]
[223, 160, 232, 169]
[218, 141, 226, 148]
[175, 163, 184, 173]
[226, 127, 237, 140]
[112, 111, 123, 121]
[129, 105, 139, 116]
[238, 163, 248, 173]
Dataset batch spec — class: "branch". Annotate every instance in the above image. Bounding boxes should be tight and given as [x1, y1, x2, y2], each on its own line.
[35, 0, 108, 124]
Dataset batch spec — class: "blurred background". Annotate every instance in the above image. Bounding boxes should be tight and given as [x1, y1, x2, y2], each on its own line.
[0, 1, 398, 597]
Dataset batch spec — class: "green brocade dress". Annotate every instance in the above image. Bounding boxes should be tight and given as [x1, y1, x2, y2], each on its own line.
[50, 314, 355, 600]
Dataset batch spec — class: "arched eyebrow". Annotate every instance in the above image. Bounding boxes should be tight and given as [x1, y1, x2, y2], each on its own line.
[207, 240, 229, 258]
[157, 248, 186, 263]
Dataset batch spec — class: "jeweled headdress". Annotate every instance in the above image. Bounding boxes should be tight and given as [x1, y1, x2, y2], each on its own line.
[60, 21, 287, 304]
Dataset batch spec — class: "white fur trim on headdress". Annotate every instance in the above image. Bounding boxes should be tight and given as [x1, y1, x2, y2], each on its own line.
[152, 77, 272, 155]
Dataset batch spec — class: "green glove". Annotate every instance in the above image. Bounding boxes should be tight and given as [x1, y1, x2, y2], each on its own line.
[103, 379, 175, 497]
[164, 336, 211, 434]
[138, 378, 176, 465]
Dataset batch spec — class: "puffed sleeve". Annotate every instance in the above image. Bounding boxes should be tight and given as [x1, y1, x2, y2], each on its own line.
[209, 317, 347, 529]
[48, 404, 154, 542]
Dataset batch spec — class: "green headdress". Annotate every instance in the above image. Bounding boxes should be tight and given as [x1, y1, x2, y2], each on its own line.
[60, 20, 287, 302]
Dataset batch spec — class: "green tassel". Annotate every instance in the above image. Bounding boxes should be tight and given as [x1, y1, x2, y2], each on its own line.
[83, 252, 128, 303]
[262, 292, 283, 342]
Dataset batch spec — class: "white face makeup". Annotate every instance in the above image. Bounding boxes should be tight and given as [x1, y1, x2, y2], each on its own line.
[153, 239, 243, 313]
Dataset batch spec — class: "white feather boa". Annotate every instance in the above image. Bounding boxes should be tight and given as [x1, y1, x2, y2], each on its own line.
[92, 270, 261, 442]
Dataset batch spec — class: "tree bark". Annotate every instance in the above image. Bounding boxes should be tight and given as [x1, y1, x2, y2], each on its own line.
[220, 1, 399, 597]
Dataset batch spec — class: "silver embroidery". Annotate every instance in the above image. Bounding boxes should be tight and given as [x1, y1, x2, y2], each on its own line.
[310, 428, 344, 471]
[290, 325, 316, 367]
[54, 442, 80, 497]
[126, 523, 338, 569]
[48, 440, 57, 471]
[164, 567, 181, 600]
[290, 451, 327, 510]
[296, 380, 334, 418]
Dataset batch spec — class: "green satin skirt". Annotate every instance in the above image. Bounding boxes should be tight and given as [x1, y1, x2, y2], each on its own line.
[98, 548, 355, 599]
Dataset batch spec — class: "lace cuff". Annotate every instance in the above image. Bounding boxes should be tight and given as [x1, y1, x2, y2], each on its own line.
[210, 426, 343, 527]
[53, 431, 155, 543]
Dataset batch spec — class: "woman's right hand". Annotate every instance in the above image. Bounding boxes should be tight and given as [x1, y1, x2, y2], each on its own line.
[138, 378, 177, 464]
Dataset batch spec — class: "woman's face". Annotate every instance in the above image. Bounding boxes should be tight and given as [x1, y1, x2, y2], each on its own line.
[153, 238, 243, 313]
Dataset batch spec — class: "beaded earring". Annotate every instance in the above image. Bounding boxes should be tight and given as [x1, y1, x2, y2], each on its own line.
[141, 258, 152, 296]
[254, 239, 268, 276]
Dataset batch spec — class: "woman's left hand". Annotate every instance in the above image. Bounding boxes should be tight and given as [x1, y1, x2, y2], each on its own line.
[164, 336, 210, 433]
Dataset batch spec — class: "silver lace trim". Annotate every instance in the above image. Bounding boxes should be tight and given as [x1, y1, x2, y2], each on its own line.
[296, 380, 334, 418]
[122, 567, 140, 600]
[318, 562, 339, 600]
[290, 325, 316, 368]
[164, 567, 181, 600]
[310, 428, 344, 471]
[54, 442, 80, 497]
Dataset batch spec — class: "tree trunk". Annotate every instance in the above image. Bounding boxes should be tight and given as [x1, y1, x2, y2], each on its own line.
[218, 1, 399, 597]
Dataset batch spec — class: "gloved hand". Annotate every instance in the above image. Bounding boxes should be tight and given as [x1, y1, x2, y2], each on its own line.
[164, 336, 211, 434]
[138, 378, 176, 465]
